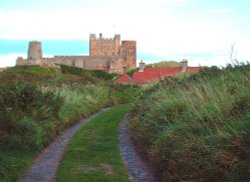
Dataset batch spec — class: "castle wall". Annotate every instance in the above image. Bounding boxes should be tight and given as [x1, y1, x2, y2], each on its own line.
[16, 55, 125, 74]
[82, 55, 124, 73]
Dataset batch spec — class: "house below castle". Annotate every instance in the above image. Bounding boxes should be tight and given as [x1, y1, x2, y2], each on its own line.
[16, 34, 136, 74]
[116, 60, 201, 84]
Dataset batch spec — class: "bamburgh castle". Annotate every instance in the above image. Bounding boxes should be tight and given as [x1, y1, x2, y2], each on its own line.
[16, 34, 136, 74]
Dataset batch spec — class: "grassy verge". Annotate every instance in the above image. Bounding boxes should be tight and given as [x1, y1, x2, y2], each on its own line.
[129, 64, 250, 181]
[0, 66, 141, 181]
[57, 104, 130, 182]
[0, 148, 37, 182]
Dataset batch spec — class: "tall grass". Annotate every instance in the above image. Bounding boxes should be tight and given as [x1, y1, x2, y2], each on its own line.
[0, 65, 140, 181]
[129, 63, 250, 181]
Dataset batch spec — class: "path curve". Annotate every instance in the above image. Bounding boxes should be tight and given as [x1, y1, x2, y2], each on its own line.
[119, 113, 155, 182]
[18, 108, 109, 182]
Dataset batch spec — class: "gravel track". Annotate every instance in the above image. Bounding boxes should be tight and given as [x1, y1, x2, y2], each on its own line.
[119, 113, 155, 182]
[18, 109, 155, 182]
[18, 108, 108, 182]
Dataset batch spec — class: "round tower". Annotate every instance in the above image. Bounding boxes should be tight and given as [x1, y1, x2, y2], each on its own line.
[27, 41, 42, 61]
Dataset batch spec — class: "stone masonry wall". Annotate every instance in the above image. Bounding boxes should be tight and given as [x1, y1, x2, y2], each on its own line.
[16, 55, 125, 74]
[121, 41, 136, 71]
[28, 41, 42, 61]
[90, 34, 121, 56]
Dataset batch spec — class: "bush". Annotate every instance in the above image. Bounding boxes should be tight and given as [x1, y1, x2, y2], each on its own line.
[89, 70, 119, 80]
[0, 80, 63, 148]
[0, 66, 60, 86]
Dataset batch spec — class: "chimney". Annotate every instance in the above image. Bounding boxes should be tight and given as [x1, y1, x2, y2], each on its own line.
[139, 61, 145, 72]
[181, 59, 188, 72]
[99, 33, 103, 39]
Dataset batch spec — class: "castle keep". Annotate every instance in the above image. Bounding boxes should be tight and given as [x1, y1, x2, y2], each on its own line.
[16, 34, 136, 74]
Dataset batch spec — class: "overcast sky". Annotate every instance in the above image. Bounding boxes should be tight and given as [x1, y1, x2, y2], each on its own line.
[0, 0, 250, 68]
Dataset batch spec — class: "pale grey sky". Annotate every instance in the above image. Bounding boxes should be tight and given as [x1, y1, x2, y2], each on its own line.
[0, 0, 250, 67]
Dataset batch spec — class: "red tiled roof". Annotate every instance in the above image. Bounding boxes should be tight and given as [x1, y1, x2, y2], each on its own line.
[133, 68, 180, 84]
[116, 66, 201, 84]
[116, 73, 133, 83]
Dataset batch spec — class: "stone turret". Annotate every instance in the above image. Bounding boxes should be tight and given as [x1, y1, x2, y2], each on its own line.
[28, 41, 42, 60]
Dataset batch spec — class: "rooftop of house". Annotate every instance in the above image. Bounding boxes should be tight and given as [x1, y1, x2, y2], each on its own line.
[116, 61, 201, 84]
[116, 73, 133, 83]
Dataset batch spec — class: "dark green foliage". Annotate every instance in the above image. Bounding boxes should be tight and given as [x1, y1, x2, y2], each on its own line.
[0, 65, 60, 86]
[126, 68, 138, 77]
[0, 80, 63, 148]
[60, 64, 93, 81]
[129, 63, 250, 181]
[60, 64, 118, 81]
[107, 83, 141, 104]
[89, 70, 119, 80]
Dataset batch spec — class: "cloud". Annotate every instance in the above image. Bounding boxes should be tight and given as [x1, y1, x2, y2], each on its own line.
[0, 0, 189, 40]
[0, 54, 23, 68]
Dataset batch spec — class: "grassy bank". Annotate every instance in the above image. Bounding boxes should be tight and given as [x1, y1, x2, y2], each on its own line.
[57, 104, 130, 182]
[0, 66, 139, 181]
[129, 64, 250, 181]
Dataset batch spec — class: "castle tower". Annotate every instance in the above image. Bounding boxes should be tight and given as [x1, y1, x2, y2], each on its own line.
[121, 41, 136, 71]
[27, 41, 42, 60]
[89, 33, 121, 56]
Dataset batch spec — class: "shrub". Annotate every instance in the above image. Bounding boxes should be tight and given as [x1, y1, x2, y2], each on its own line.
[0, 80, 63, 148]
[60, 64, 94, 81]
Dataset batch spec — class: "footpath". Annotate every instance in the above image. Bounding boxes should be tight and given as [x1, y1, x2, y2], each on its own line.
[18, 109, 108, 182]
[18, 106, 154, 182]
